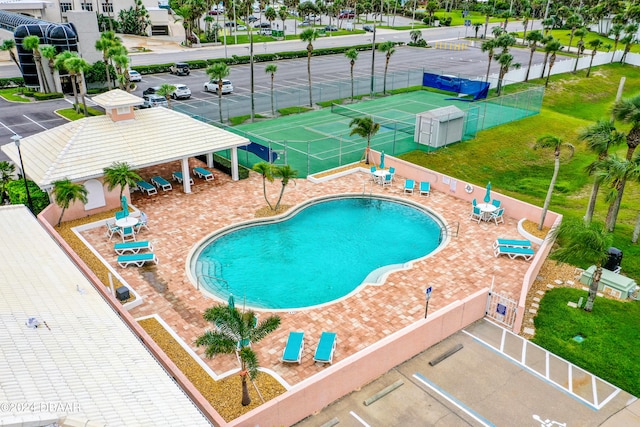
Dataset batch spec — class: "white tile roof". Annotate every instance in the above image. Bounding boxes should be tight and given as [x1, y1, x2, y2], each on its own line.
[0, 205, 212, 426]
[0, 103, 249, 188]
[91, 88, 144, 108]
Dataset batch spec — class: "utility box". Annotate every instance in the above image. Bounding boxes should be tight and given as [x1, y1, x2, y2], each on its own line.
[415, 106, 465, 148]
[604, 247, 623, 273]
[116, 286, 130, 301]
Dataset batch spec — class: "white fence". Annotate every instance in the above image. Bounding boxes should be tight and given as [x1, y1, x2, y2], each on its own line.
[488, 51, 640, 89]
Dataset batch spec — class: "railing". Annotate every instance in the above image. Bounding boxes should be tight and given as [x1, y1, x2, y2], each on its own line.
[195, 274, 229, 292]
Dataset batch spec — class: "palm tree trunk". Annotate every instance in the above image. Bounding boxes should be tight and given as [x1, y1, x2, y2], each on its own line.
[540, 53, 549, 79]
[584, 267, 601, 312]
[350, 63, 354, 101]
[241, 375, 251, 406]
[584, 179, 600, 224]
[587, 52, 595, 77]
[383, 58, 389, 94]
[539, 157, 559, 230]
[275, 182, 286, 210]
[270, 74, 274, 116]
[250, 31, 255, 122]
[606, 179, 626, 232]
[484, 54, 492, 82]
[70, 74, 80, 113]
[632, 211, 640, 244]
[57, 208, 66, 227]
[218, 91, 223, 123]
[525, 48, 535, 81]
[307, 51, 313, 107]
[105, 55, 112, 90]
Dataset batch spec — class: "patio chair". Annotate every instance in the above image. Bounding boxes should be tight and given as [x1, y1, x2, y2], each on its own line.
[193, 167, 214, 181]
[419, 181, 430, 197]
[313, 332, 337, 365]
[136, 180, 158, 196]
[151, 176, 173, 191]
[105, 219, 119, 240]
[117, 252, 158, 268]
[382, 174, 393, 187]
[281, 331, 304, 364]
[472, 198, 477, 206]
[118, 226, 136, 242]
[493, 238, 532, 249]
[135, 212, 149, 233]
[470, 206, 483, 223]
[489, 207, 505, 225]
[114, 240, 153, 255]
[115, 211, 127, 220]
[172, 171, 194, 185]
[389, 167, 395, 175]
[494, 246, 535, 261]
[492, 199, 501, 208]
[404, 179, 415, 194]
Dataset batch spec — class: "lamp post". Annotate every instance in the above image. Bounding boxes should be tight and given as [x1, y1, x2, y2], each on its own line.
[12, 134, 34, 212]
[424, 286, 432, 319]
[370, 26, 376, 98]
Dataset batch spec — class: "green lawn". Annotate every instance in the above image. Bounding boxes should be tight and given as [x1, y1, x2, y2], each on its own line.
[512, 29, 640, 54]
[532, 287, 640, 397]
[398, 63, 640, 282]
[0, 88, 31, 102]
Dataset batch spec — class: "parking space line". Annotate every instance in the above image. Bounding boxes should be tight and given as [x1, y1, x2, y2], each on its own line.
[349, 411, 371, 426]
[413, 373, 495, 427]
[0, 121, 16, 134]
[23, 115, 47, 130]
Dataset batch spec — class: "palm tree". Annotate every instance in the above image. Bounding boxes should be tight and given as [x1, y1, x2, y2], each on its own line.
[206, 62, 231, 123]
[95, 31, 120, 90]
[379, 41, 395, 95]
[473, 23, 482, 39]
[524, 30, 544, 82]
[265, 6, 277, 28]
[22, 35, 50, 93]
[0, 160, 15, 203]
[278, 7, 289, 35]
[534, 134, 575, 230]
[156, 83, 176, 109]
[550, 219, 612, 312]
[620, 23, 638, 64]
[1, 39, 21, 71]
[51, 178, 88, 226]
[544, 40, 563, 87]
[195, 304, 281, 406]
[344, 48, 358, 102]
[579, 120, 624, 224]
[54, 52, 90, 115]
[40, 45, 58, 91]
[481, 3, 493, 38]
[481, 39, 496, 82]
[592, 155, 639, 232]
[542, 17, 554, 35]
[252, 161, 274, 210]
[300, 28, 318, 107]
[608, 22, 625, 62]
[349, 116, 380, 164]
[565, 14, 582, 52]
[586, 39, 602, 77]
[103, 161, 141, 199]
[265, 64, 277, 116]
[495, 52, 520, 96]
[273, 164, 298, 210]
[572, 28, 588, 73]
[521, 13, 530, 44]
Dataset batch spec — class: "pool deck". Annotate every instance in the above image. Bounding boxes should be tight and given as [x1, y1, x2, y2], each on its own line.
[81, 160, 534, 387]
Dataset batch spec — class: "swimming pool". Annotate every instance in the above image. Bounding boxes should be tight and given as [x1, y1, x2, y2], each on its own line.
[188, 195, 446, 310]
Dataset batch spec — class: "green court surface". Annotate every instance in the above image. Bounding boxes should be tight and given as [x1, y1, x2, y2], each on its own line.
[227, 89, 542, 177]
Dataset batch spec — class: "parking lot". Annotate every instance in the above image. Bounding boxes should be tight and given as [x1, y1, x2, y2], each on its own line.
[295, 320, 636, 427]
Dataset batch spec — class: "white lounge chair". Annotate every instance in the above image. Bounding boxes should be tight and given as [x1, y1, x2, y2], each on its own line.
[151, 176, 173, 191]
[281, 331, 304, 364]
[172, 171, 194, 185]
[493, 238, 532, 249]
[114, 240, 153, 255]
[193, 167, 214, 181]
[404, 179, 415, 194]
[313, 332, 337, 365]
[136, 180, 157, 195]
[117, 253, 158, 268]
[419, 181, 430, 197]
[494, 246, 535, 261]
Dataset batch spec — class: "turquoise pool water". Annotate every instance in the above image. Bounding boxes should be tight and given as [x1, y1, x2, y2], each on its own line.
[191, 195, 444, 310]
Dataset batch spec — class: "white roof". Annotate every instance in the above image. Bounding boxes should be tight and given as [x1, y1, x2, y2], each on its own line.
[91, 88, 144, 109]
[0, 103, 249, 188]
[0, 205, 212, 426]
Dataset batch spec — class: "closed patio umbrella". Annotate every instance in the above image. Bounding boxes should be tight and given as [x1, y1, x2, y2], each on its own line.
[379, 151, 385, 169]
[228, 294, 235, 310]
[121, 195, 129, 217]
[484, 182, 491, 203]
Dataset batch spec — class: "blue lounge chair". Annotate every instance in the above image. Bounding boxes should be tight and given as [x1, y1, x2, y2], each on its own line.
[493, 239, 532, 249]
[313, 332, 337, 365]
[281, 331, 304, 364]
[494, 246, 535, 261]
[404, 179, 415, 194]
[114, 240, 153, 255]
[172, 171, 194, 185]
[193, 167, 214, 181]
[136, 180, 157, 195]
[117, 253, 158, 268]
[419, 181, 430, 197]
[151, 176, 173, 191]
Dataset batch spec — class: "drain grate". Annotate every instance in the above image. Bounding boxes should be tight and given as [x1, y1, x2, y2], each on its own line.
[573, 334, 586, 343]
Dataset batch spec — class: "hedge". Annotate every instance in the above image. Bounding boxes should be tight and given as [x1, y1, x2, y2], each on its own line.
[6, 179, 49, 215]
[0, 77, 24, 88]
[32, 92, 65, 100]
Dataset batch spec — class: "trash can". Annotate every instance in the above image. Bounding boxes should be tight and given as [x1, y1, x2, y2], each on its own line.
[603, 247, 623, 273]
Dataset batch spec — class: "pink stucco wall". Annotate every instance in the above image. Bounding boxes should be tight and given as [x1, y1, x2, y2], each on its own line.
[230, 289, 489, 427]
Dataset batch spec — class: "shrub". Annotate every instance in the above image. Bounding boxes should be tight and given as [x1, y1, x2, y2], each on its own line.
[32, 92, 64, 100]
[213, 154, 250, 179]
[0, 77, 24, 88]
[6, 179, 49, 215]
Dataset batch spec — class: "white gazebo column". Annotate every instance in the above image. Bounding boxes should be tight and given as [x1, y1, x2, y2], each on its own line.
[181, 157, 192, 193]
[230, 147, 239, 181]
[206, 153, 214, 168]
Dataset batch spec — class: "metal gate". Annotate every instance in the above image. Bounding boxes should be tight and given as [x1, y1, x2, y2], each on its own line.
[485, 289, 518, 328]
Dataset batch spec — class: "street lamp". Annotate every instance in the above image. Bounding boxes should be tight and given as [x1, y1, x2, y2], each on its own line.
[12, 134, 34, 212]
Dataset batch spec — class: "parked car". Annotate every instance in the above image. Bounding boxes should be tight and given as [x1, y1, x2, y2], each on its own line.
[140, 94, 168, 108]
[325, 25, 338, 32]
[203, 79, 234, 94]
[142, 86, 161, 96]
[363, 24, 374, 32]
[225, 22, 236, 27]
[258, 27, 272, 35]
[170, 84, 191, 100]
[247, 15, 259, 23]
[299, 20, 311, 27]
[169, 62, 190, 76]
[128, 70, 142, 82]
[338, 10, 355, 19]
[254, 22, 271, 28]
[237, 25, 247, 31]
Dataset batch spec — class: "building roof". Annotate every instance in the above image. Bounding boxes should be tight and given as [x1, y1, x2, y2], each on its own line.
[0, 205, 212, 426]
[0, 103, 249, 188]
[91, 88, 144, 109]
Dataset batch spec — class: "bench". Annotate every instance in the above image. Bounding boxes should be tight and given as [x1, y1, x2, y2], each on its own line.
[117, 253, 158, 268]
[114, 241, 153, 255]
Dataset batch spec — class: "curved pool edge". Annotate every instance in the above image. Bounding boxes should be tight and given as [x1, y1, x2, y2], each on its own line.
[185, 193, 451, 312]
